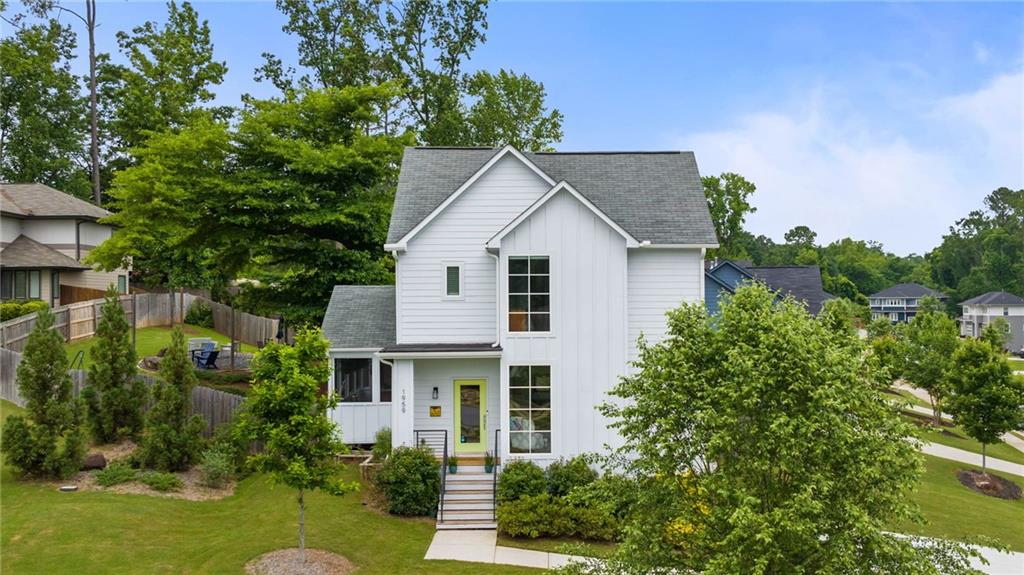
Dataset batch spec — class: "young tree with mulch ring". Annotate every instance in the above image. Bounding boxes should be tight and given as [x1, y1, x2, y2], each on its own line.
[240, 327, 358, 565]
[137, 326, 205, 471]
[901, 307, 960, 425]
[83, 287, 147, 442]
[596, 283, 983, 574]
[947, 338, 1024, 477]
[1, 307, 85, 478]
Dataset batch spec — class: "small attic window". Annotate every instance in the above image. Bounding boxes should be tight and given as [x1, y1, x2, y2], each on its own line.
[443, 263, 463, 299]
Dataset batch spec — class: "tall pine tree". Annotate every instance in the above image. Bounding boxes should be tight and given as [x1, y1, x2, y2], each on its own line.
[1, 307, 85, 478]
[83, 287, 146, 442]
[137, 326, 204, 471]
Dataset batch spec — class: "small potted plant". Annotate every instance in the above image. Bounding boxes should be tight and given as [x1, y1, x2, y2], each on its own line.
[448, 455, 458, 474]
[484, 451, 495, 474]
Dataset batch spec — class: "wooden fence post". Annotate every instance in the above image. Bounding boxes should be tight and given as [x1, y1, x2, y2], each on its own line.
[229, 305, 236, 370]
[132, 293, 137, 352]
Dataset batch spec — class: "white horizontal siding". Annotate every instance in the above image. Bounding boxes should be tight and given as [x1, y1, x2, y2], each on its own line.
[397, 154, 551, 344]
[1, 216, 21, 244]
[499, 189, 629, 463]
[627, 249, 702, 360]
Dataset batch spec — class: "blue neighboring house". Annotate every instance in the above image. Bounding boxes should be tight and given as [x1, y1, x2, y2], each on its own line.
[868, 283, 947, 323]
[705, 260, 834, 316]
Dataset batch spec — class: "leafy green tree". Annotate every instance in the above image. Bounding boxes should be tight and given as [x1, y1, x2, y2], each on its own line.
[702, 172, 757, 258]
[783, 225, 816, 247]
[1, 307, 85, 478]
[598, 283, 979, 574]
[98, 1, 228, 170]
[137, 326, 204, 471]
[83, 288, 147, 443]
[979, 317, 1011, 352]
[947, 339, 1024, 474]
[464, 69, 563, 151]
[240, 327, 358, 564]
[902, 309, 960, 425]
[917, 295, 945, 316]
[817, 297, 860, 346]
[0, 17, 90, 198]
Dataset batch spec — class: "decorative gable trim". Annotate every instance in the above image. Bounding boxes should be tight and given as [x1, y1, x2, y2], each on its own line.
[384, 145, 556, 252]
[705, 271, 735, 293]
[485, 181, 640, 250]
[708, 259, 754, 281]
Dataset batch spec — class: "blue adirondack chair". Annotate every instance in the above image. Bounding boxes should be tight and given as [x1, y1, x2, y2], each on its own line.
[192, 342, 217, 368]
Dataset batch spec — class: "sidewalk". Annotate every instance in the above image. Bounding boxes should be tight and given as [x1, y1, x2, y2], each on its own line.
[424, 529, 586, 569]
[893, 384, 1024, 456]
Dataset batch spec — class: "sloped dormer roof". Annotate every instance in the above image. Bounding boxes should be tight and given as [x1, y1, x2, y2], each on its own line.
[1, 183, 109, 220]
[386, 147, 718, 246]
[0, 235, 90, 270]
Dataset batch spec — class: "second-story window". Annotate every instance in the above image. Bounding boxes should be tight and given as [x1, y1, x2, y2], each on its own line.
[509, 256, 550, 332]
[443, 263, 462, 298]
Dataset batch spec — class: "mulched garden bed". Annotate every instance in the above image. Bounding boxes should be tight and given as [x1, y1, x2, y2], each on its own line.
[956, 468, 1022, 500]
[244, 549, 354, 575]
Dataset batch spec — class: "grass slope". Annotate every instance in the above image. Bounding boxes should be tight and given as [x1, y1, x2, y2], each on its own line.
[0, 401, 533, 574]
[65, 325, 257, 370]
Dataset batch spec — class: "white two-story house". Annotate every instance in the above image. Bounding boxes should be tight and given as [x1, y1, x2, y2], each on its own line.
[322, 146, 717, 468]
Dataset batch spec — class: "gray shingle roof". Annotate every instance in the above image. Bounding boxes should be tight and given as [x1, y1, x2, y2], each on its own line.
[321, 285, 395, 349]
[0, 235, 90, 270]
[870, 283, 946, 299]
[1, 183, 109, 220]
[746, 265, 835, 316]
[959, 291, 1024, 306]
[386, 147, 718, 246]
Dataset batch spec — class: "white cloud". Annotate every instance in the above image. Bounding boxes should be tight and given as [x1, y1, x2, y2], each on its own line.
[973, 42, 991, 64]
[673, 71, 1024, 256]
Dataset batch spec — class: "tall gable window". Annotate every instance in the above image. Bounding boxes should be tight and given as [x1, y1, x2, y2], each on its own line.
[508, 256, 549, 332]
[443, 263, 462, 298]
[335, 358, 372, 403]
[509, 365, 551, 453]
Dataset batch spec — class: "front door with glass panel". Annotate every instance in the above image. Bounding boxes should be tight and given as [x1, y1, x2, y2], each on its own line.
[454, 379, 486, 453]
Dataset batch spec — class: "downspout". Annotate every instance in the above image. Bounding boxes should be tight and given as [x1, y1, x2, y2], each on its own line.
[75, 219, 84, 261]
[487, 251, 500, 347]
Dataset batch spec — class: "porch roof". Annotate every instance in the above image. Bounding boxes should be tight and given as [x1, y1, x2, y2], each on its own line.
[379, 342, 502, 358]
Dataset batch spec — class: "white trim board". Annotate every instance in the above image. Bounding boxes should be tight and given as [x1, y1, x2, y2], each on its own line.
[384, 145, 557, 252]
[485, 181, 640, 249]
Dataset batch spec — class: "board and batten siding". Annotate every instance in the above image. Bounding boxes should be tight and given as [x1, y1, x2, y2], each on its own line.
[498, 189, 629, 463]
[396, 154, 552, 344]
[627, 248, 703, 360]
[411, 358, 500, 453]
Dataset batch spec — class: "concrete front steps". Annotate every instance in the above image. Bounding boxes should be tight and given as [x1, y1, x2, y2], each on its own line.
[437, 458, 498, 530]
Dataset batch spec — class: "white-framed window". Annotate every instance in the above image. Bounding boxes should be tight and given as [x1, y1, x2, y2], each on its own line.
[889, 312, 899, 321]
[442, 262, 463, 299]
[508, 256, 550, 332]
[509, 365, 551, 454]
[1004, 307, 1009, 316]
[334, 358, 372, 403]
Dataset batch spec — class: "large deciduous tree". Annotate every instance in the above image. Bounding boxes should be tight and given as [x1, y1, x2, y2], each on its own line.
[0, 16, 90, 198]
[947, 339, 1024, 474]
[596, 283, 981, 574]
[464, 69, 563, 151]
[901, 308, 960, 425]
[240, 328, 358, 564]
[83, 288, 147, 442]
[702, 172, 756, 258]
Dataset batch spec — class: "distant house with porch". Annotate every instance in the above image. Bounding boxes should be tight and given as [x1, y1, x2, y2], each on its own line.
[704, 259, 834, 316]
[1, 183, 129, 306]
[959, 291, 1024, 352]
[868, 283, 947, 323]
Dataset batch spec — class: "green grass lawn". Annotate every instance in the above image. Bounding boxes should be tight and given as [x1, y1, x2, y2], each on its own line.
[895, 455, 1024, 551]
[0, 401, 534, 575]
[65, 324, 258, 370]
[497, 535, 617, 558]
[1006, 356, 1023, 370]
[917, 423, 1024, 466]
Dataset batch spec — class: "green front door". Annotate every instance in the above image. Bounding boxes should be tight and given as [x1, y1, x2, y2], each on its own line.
[454, 379, 486, 453]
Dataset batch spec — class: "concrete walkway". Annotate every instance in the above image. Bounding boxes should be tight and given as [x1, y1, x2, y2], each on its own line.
[893, 384, 1024, 456]
[424, 529, 587, 569]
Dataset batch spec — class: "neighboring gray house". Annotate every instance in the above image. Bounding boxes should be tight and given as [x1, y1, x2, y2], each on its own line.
[959, 291, 1024, 352]
[322, 145, 717, 527]
[1, 183, 129, 305]
[869, 283, 947, 323]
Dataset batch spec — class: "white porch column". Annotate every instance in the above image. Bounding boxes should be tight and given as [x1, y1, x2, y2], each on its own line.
[391, 359, 415, 448]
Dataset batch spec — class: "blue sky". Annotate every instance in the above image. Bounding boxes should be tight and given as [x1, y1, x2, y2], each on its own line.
[8, 1, 1023, 255]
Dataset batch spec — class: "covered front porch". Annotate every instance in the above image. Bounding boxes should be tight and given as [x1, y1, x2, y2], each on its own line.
[384, 343, 503, 458]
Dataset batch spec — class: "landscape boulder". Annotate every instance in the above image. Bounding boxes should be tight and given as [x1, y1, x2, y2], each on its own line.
[81, 452, 107, 470]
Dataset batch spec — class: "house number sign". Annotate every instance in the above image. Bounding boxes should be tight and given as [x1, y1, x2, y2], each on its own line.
[429, 406, 441, 417]
[401, 389, 407, 414]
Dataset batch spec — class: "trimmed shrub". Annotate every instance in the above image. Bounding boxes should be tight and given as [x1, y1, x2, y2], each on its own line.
[185, 300, 214, 328]
[497, 459, 546, 503]
[372, 427, 392, 462]
[198, 446, 235, 488]
[497, 494, 618, 541]
[374, 446, 440, 516]
[564, 474, 639, 521]
[96, 461, 137, 487]
[0, 300, 48, 321]
[1, 306, 84, 479]
[139, 471, 183, 492]
[546, 455, 598, 497]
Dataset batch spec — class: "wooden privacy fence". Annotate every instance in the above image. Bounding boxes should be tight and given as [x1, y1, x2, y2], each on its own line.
[0, 292, 282, 352]
[0, 348, 242, 436]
